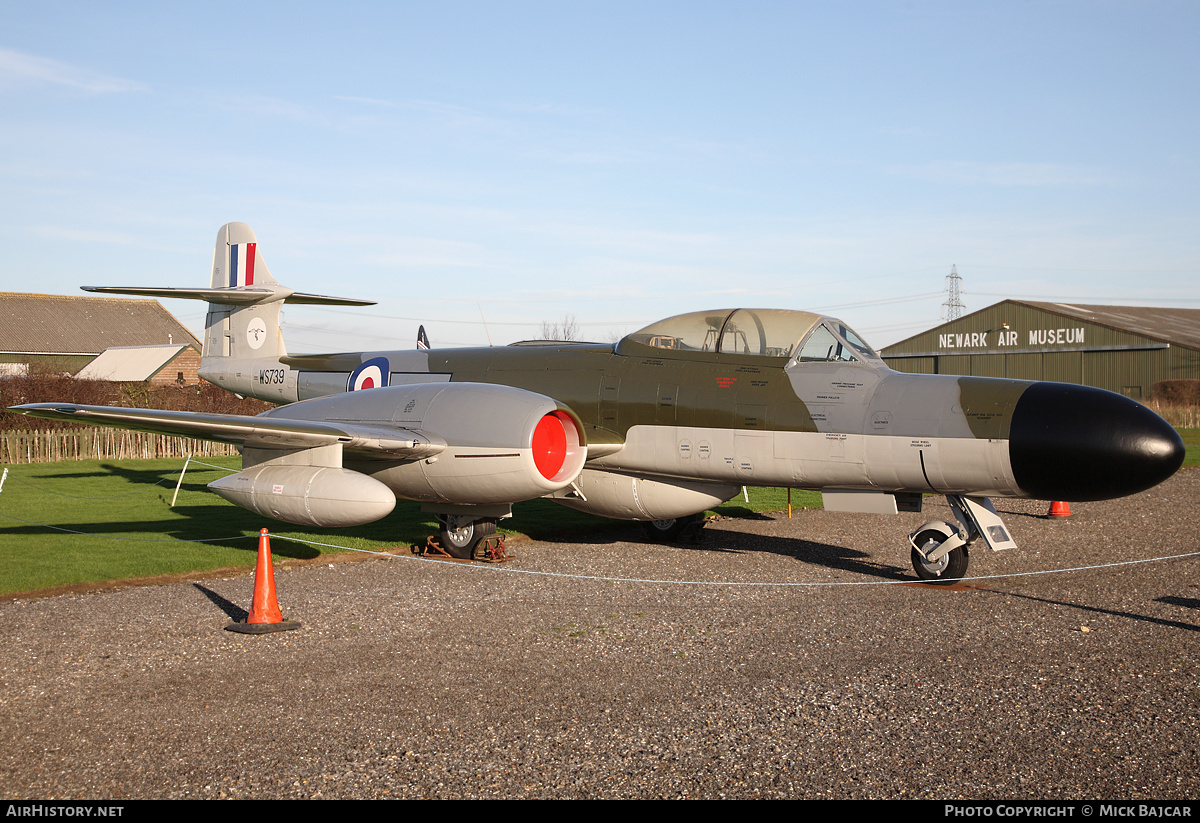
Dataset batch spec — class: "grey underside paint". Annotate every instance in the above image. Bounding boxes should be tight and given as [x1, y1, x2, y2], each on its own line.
[222, 341, 1028, 499]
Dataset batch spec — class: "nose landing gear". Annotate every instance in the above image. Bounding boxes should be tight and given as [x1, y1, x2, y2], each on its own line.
[907, 495, 1017, 584]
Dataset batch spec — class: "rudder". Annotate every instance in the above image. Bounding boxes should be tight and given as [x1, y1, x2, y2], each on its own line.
[203, 223, 285, 360]
[210, 222, 279, 290]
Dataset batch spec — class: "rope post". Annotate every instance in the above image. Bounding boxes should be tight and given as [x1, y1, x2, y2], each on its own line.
[170, 455, 192, 507]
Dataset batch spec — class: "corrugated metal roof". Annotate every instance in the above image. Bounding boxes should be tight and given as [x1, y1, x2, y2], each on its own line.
[0, 293, 201, 355]
[75, 345, 191, 382]
[883, 300, 1200, 354]
[1016, 301, 1200, 351]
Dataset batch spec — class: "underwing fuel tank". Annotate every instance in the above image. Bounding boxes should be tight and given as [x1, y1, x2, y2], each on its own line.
[551, 469, 742, 521]
[1007, 382, 1185, 501]
[209, 465, 396, 527]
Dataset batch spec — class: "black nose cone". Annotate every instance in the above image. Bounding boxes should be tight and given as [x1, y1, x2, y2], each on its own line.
[1009, 382, 1185, 501]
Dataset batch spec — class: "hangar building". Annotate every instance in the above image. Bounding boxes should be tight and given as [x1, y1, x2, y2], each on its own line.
[879, 300, 1200, 399]
[0, 292, 202, 384]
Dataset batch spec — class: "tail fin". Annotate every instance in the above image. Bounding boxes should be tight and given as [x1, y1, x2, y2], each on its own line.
[81, 222, 376, 364]
[211, 221, 279, 290]
[203, 223, 285, 361]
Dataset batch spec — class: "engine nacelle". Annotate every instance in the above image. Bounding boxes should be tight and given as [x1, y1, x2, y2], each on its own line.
[361, 412, 586, 505]
[209, 464, 396, 527]
[266, 382, 588, 505]
[551, 469, 741, 521]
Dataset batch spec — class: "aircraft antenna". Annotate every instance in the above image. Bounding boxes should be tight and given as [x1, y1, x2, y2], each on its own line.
[477, 303, 494, 347]
[942, 264, 965, 321]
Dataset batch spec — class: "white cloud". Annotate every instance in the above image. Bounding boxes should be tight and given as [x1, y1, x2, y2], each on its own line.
[213, 94, 310, 120]
[0, 47, 148, 93]
[27, 225, 141, 245]
[23, 224, 188, 254]
[891, 160, 1121, 187]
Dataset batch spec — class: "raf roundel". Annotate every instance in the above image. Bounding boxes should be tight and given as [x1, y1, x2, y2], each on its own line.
[348, 357, 390, 391]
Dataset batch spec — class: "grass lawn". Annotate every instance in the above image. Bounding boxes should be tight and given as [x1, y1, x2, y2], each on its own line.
[0, 456, 820, 596]
[5, 427, 1194, 596]
[1178, 427, 1200, 467]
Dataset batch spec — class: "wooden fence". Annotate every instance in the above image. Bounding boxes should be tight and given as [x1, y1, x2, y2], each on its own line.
[1146, 404, 1199, 428]
[0, 429, 238, 464]
[3, 403, 1196, 466]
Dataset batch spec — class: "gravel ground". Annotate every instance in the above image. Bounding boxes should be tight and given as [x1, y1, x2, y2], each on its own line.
[2, 471, 1198, 800]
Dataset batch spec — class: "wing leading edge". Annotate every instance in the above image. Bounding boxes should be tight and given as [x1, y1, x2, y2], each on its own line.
[8, 403, 445, 458]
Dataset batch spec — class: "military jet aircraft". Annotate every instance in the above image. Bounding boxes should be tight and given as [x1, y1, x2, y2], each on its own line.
[11, 223, 1186, 582]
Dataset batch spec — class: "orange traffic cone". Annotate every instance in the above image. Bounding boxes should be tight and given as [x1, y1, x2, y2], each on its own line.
[226, 529, 301, 634]
[1047, 500, 1073, 518]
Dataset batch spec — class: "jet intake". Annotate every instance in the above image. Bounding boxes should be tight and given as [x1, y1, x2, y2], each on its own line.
[533, 411, 572, 480]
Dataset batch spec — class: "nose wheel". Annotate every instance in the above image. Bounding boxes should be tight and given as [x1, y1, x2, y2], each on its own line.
[910, 526, 970, 582]
[907, 495, 1017, 583]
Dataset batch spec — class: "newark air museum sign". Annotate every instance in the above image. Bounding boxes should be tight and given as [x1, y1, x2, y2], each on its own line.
[938, 327, 1086, 351]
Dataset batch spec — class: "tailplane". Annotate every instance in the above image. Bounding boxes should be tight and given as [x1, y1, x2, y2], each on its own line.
[82, 222, 374, 364]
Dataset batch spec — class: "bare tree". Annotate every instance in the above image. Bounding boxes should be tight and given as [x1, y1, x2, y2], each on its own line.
[539, 314, 580, 341]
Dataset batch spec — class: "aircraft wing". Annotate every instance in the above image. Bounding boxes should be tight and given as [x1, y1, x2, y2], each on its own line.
[8, 403, 445, 458]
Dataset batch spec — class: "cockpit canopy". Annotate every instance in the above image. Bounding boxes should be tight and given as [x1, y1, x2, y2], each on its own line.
[617, 308, 880, 363]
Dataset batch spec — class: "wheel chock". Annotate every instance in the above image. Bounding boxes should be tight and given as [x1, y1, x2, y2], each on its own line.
[412, 534, 514, 562]
[413, 536, 463, 560]
[226, 529, 301, 634]
[474, 534, 514, 563]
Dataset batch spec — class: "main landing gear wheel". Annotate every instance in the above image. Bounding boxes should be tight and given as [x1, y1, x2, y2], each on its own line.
[437, 515, 497, 560]
[640, 513, 702, 543]
[910, 528, 970, 584]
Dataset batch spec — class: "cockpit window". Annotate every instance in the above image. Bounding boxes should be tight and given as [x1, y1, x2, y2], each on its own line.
[623, 312, 728, 352]
[795, 322, 880, 363]
[835, 323, 878, 360]
[797, 325, 856, 362]
[717, 309, 819, 357]
[622, 309, 821, 357]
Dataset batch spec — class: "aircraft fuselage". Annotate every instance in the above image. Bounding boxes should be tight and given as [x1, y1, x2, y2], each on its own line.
[17, 222, 1183, 580]
[210, 334, 1181, 506]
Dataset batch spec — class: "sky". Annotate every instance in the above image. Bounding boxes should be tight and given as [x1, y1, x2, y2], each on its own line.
[2, 0, 1198, 353]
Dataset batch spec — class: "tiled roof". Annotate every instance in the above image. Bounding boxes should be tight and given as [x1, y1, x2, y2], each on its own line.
[0, 293, 200, 355]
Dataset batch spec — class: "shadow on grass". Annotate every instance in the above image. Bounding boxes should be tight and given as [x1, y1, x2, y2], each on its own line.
[705, 505, 775, 520]
[8, 457, 873, 590]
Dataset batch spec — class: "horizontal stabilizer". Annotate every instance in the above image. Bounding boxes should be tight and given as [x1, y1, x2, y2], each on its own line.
[279, 352, 374, 371]
[282, 292, 377, 306]
[81, 285, 375, 307]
